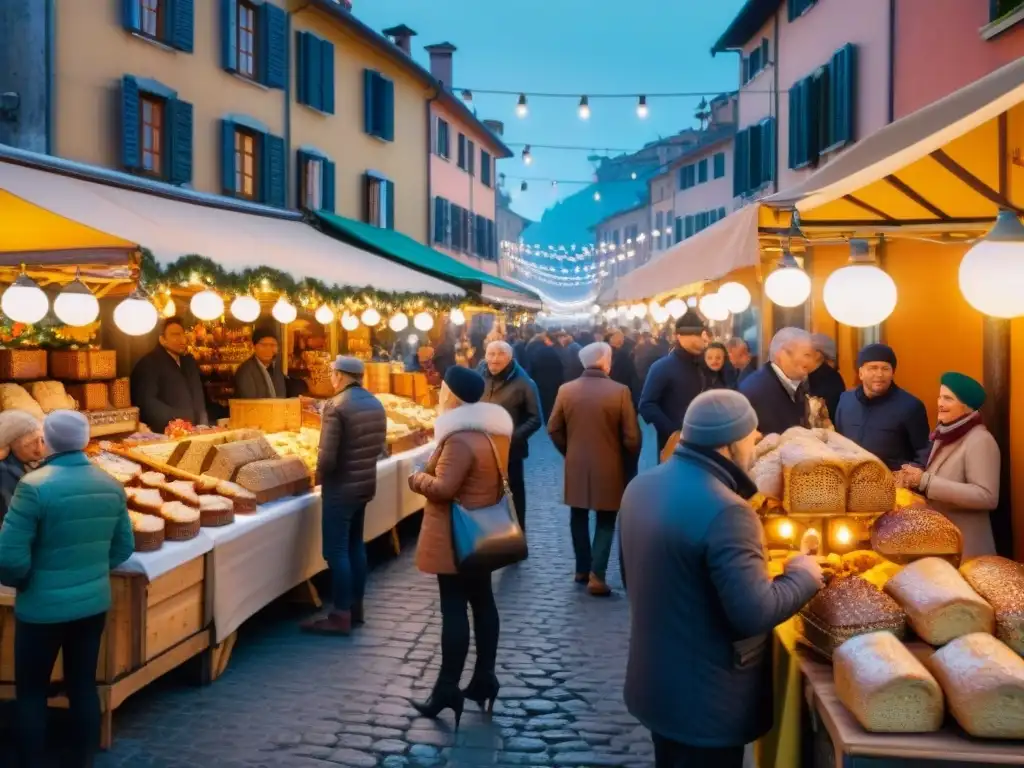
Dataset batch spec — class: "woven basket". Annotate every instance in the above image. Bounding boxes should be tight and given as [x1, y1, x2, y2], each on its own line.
[49, 349, 116, 380]
[0, 349, 47, 380]
[66, 382, 110, 411]
[108, 377, 131, 408]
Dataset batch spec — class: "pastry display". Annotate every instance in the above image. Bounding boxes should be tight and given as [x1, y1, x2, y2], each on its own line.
[799, 576, 906, 658]
[164, 479, 199, 507]
[884, 557, 994, 646]
[233, 456, 311, 504]
[264, 428, 320, 473]
[928, 633, 1024, 739]
[128, 488, 165, 515]
[29, 380, 76, 413]
[91, 452, 142, 485]
[140, 471, 167, 491]
[205, 437, 280, 481]
[129, 511, 165, 552]
[822, 431, 896, 515]
[871, 507, 963, 566]
[198, 495, 235, 527]
[166, 429, 262, 474]
[159, 501, 201, 541]
[65, 382, 110, 411]
[833, 631, 944, 733]
[780, 436, 847, 516]
[0, 383, 45, 421]
[960, 555, 1024, 655]
[214, 480, 257, 513]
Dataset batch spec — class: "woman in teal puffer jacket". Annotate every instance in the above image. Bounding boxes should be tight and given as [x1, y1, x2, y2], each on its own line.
[0, 410, 134, 768]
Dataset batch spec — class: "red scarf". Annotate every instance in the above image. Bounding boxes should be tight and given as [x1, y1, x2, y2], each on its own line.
[926, 411, 983, 469]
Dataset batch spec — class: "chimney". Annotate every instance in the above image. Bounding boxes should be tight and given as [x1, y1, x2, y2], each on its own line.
[483, 119, 504, 136]
[382, 24, 417, 56]
[424, 42, 457, 89]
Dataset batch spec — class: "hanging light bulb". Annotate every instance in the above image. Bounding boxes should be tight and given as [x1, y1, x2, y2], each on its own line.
[590, 304, 601, 315]
[630, 302, 648, 319]
[593, 191, 601, 202]
[53, 272, 99, 327]
[1, 271, 49, 324]
[631, 172, 638, 180]
[190, 289, 225, 321]
[647, 299, 662, 316]
[314, 304, 335, 325]
[603, 307, 617, 321]
[162, 297, 177, 318]
[578, 95, 590, 120]
[823, 239, 897, 328]
[341, 311, 359, 331]
[361, 307, 381, 327]
[449, 307, 466, 325]
[636, 95, 649, 119]
[231, 295, 261, 323]
[698, 293, 730, 322]
[272, 296, 297, 324]
[686, 296, 699, 308]
[959, 210, 1024, 318]
[522, 145, 533, 165]
[665, 297, 686, 319]
[717, 282, 752, 314]
[515, 93, 528, 118]
[414, 311, 434, 331]
[389, 312, 409, 332]
[113, 287, 158, 336]
[407, 333, 420, 345]
[764, 249, 812, 307]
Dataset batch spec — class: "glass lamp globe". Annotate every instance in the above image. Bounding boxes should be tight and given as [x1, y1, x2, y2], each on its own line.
[686, 296, 698, 308]
[314, 304, 335, 325]
[406, 333, 419, 345]
[230, 295, 261, 323]
[630, 302, 648, 319]
[341, 312, 359, 331]
[272, 297, 298, 324]
[823, 264, 897, 328]
[1, 274, 49, 324]
[959, 210, 1024, 318]
[113, 290, 158, 336]
[190, 289, 224, 321]
[698, 292, 730, 322]
[718, 281, 752, 313]
[603, 308, 617, 321]
[414, 311, 435, 332]
[361, 307, 381, 327]
[389, 312, 409, 332]
[650, 305, 669, 324]
[665, 298, 686, 319]
[647, 299, 662, 316]
[590, 304, 601, 315]
[449, 308, 466, 326]
[54, 278, 99, 327]
[764, 265, 811, 307]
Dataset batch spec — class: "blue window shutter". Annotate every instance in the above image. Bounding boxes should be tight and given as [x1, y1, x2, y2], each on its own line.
[719, 206, 727, 220]
[170, 0, 194, 52]
[260, 3, 287, 89]
[451, 204, 462, 249]
[123, 0, 141, 32]
[765, 118, 776, 183]
[385, 180, 395, 229]
[167, 97, 193, 185]
[787, 83, 799, 169]
[322, 160, 336, 212]
[674, 217, 682, 243]
[295, 148, 309, 204]
[221, 0, 238, 72]
[382, 77, 395, 142]
[320, 39, 335, 114]
[433, 197, 446, 243]
[761, 38, 769, 65]
[698, 158, 708, 184]
[486, 219, 495, 259]
[262, 133, 286, 207]
[295, 32, 308, 106]
[833, 44, 857, 146]
[443, 200, 451, 245]
[220, 119, 235, 194]
[733, 128, 749, 196]
[121, 76, 140, 170]
[363, 70, 376, 135]
[305, 35, 322, 111]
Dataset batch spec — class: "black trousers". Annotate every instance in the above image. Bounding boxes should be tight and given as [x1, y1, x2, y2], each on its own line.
[436, 572, 499, 687]
[15, 612, 107, 768]
[652, 733, 745, 768]
[507, 452, 527, 532]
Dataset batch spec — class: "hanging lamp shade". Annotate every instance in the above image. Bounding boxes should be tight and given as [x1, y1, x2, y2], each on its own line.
[413, 311, 434, 331]
[959, 210, 1024, 318]
[314, 304, 335, 325]
[360, 307, 381, 327]
[113, 288, 158, 336]
[389, 312, 409, 332]
[717, 282, 752, 313]
[764, 250, 811, 308]
[1, 273, 49, 324]
[822, 239, 897, 328]
[449, 308, 466, 325]
[54, 273, 99, 327]
[190, 289, 224, 321]
[698, 292, 730, 322]
[272, 297, 297, 324]
[341, 312, 359, 331]
[665, 298, 686, 319]
[231, 295, 261, 323]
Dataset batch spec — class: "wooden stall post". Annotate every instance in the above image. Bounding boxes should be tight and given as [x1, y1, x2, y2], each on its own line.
[983, 316, 1014, 558]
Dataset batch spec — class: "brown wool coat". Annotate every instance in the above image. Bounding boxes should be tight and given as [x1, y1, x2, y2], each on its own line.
[548, 369, 642, 512]
[409, 402, 513, 575]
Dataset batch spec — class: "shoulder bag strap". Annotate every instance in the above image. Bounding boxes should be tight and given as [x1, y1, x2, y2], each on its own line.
[484, 435, 512, 499]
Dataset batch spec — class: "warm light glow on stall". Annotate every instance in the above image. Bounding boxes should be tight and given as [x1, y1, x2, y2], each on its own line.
[407, 333, 420, 345]
[698, 292, 730, 322]
[650, 304, 669, 324]
[341, 312, 359, 331]
[823, 240, 897, 328]
[629, 303, 648, 319]
[665, 298, 686, 319]
[190, 289, 225, 321]
[314, 304, 335, 325]
[717, 282, 751, 313]
[272, 297, 298, 324]
[764, 251, 811, 307]
[449, 308, 466, 326]
[230, 295, 260, 323]
[53, 274, 99, 327]
[414, 311, 434, 332]
[959, 210, 1024, 318]
[113, 289, 158, 336]
[360, 307, 381, 327]
[389, 312, 409, 332]
[1, 273, 49, 324]
[162, 298, 177, 318]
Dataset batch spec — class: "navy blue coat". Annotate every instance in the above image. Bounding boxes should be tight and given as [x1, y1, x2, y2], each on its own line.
[739, 365, 810, 437]
[638, 348, 705, 451]
[808, 363, 847, 421]
[834, 385, 932, 470]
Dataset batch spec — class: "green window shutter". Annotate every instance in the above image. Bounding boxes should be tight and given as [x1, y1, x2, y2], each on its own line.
[123, 0, 141, 33]
[121, 75, 141, 171]
[167, 97, 193, 185]
[481, 151, 491, 186]
[433, 197, 446, 243]
[262, 133, 286, 207]
[306, 35, 322, 111]
[322, 160, 335, 212]
[747, 124, 762, 189]
[221, 0, 238, 73]
[170, 0, 194, 52]
[451, 203, 463, 249]
[385, 180, 395, 229]
[733, 128, 748, 196]
[295, 148, 309, 205]
[220, 119, 235, 194]
[684, 215, 694, 238]
[713, 152, 725, 179]
[320, 39, 335, 114]
[458, 134, 466, 169]
[258, 3, 288, 89]
[381, 77, 395, 142]
[363, 70, 376, 135]
[674, 217, 682, 243]
[831, 44, 857, 146]
[467, 140, 476, 176]
[295, 32, 307, 106]
[815, 66, 831, 153]
[719, 206, 727, 220]
[762, 118, 776, 184]
[788, 82, 801, 169]
[698, 158, 708, 184]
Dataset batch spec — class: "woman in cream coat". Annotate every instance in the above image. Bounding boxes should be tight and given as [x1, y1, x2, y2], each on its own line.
[901, 372, 999, 558]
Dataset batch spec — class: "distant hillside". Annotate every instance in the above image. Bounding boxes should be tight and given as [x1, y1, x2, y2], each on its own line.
[519, 176, 650, 248]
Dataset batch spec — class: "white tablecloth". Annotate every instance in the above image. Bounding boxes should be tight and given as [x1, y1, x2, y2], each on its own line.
[363, 455, 401, 541]
[114, 534, 213, 581]
[396, 442, 435, 518]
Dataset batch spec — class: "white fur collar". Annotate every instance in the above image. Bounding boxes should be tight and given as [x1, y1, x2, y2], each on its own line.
[433, 402, 514, 442]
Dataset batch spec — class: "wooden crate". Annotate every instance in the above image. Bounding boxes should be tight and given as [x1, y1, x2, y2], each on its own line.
[228, 397, 302, 433]
[0, 349, 47, 380]
[49, 349, 116, 380]
[364, 363, 392, 394]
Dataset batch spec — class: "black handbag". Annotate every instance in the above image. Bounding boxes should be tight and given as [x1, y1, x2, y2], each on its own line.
[449, 435, 528, 572]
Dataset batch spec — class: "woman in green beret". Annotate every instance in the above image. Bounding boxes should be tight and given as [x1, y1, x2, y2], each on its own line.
[900, 372, 998, 558]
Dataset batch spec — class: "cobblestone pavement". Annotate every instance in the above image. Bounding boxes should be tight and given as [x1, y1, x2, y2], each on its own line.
[12, 431, 661, 768]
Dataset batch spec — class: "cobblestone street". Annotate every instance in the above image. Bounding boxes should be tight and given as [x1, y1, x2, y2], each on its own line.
[46, 432, 658, 768]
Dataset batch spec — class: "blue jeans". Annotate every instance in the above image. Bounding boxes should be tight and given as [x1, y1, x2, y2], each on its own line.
[321, 502, 367, 612]
[570, 508, 617, 579]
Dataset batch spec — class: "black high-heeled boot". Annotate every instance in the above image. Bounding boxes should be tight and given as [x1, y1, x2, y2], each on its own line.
[412, 683, 465, 729]
[462, 672, 500, 713]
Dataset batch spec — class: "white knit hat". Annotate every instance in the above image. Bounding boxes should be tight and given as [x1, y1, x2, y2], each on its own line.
[0, 409, 42, 460]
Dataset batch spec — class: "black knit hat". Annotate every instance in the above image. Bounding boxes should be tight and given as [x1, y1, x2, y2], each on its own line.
[857, 343, 897, 369]
[252, 326, 277, 345]
[444, 366, 485, 404]
[675, 310, 707, 336]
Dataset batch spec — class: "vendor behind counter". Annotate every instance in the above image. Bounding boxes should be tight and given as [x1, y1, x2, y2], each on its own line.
[130, 316, 209, 433]
[233, 326, 287, 400]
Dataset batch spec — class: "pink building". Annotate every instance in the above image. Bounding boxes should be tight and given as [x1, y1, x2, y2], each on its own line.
[593, 202, 652, 280]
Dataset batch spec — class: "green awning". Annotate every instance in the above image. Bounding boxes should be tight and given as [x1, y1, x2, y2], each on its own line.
[315, 211, 540, 304]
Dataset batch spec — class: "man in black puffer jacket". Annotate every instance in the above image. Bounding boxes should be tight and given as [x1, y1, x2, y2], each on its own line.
[303, 356, 387, 636]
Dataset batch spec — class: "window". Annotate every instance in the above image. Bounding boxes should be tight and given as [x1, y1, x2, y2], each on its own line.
[788, 44, 857, 169]
[297, 150, 335, 212]
[220, 118, 285, 206]
[718, 206, 727, 220]
[734, 118, 776, 197]
[678, 164, 696, 190]
[788, 0, 818, 21]
[296, 31, 335, 114]
[991, 0, 1024, 20]
[363, 70, 395, 141]
[697, 158, 708, 184]
[365, 173, 395, 229]
[236, 1, 257, 79]
[140, 95, 164, 176]
[654, 212, 663, 250]
[457, 134, 468, 170]
[481, 150, 492, 187]
[123, 0, 193, 52]
[436, 118, 450, 159]
[222, 0, 287, 89]
[234, 128, 257, 200]
[434, 197, 451, 245]
[467, 140, 476, 176]
[713, 152, 726, 179]
[673, 217, 682, 243]
[742, 38, 770, 85]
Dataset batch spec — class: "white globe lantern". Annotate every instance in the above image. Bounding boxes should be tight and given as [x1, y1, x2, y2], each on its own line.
[230, 295, 261, 323]
[686, 296, 698, 308]
[272, 297, 297, 324]
[389, 312, 409, 332]
[414, 311, 435, 332]
[717, 282, 752, 314]
[449, 308, 466, 326]
[647, 299, 662, 317]
[959, 210, 1024, 318]
[630, 302, 648, 319]
[190, 289, 224, 321]
[360, 307, 381, 327]
[764, 252, 811, 307]
[53, 277, 99, 327]
[823, 265, 897, 328]
[590, 304, 601, 315]
[1, 274, 49, 324]
[603, 307, 617, 321]
[665, 298, 686, 319]
[314, 304, 335, 325]
[406, 333, 419, 345]
[113, 289, 158, 336]
[650, 305, 669, 324]
[698, 292, 730, 322]
[341, 312, 359, 331]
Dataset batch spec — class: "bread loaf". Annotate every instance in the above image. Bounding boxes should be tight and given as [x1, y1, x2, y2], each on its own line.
[751, 450, 784, 499]
[29, 381, 76, 413]
[960, 555, 1024, 655]
[871, 507, 963, 566]
[91, 452, 142, 486]
[129, 510, 165, 552]
[128, 488, 164, 515]
[780, 437, 847, 516]
[234, 456, 310, 503]
[884, 557, 994, 646]
[799, 576, 906, 658]
[164, 479, 199, 507]
[824, 431, 896, 514]
[65, 382, 110, 411]
[198, 494, 235, 527]
[213, 480, 257, 513]
[834, 631, 944, 733]
[928, 633, 1024, 738]
[204, 437, 280, 481]
[165, 429, 263, 473]
[0, 383, 45, 421]
[159, 501, 200, 541]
